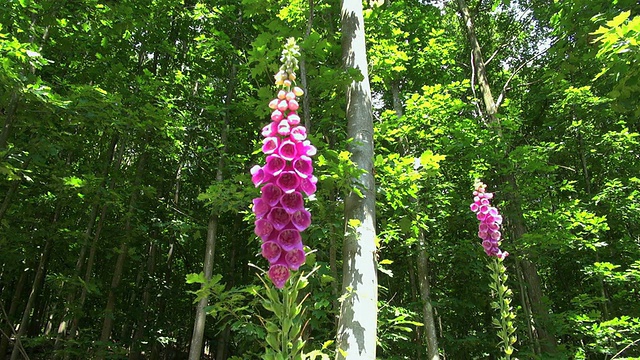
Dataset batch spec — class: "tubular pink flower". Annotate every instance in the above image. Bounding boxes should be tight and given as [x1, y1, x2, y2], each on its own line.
[277, 100, 289, 112]
[271, 109, 284, 121]
[290, 126, 307, 141]
[268, 263, 290, 289]
[278, 229, 302, 251]
[293, 155, 313, 179]
[277, 171, 302, 194]
[253, 198, 270, 218]
[268, 207, 291, 230]
[299, 175, 317, 196]
[262, 122, 276, 137]
[264, 155, 286, 176]
[288, 99, 299, 111]
[254, 219, 273, 240]
[280, 191, 304, 214]
[261, 183, 283, 207]
[278, 140, 297, 161]
[262, 137, 279, 154]
[285, 248, 306, 270]
[251, 165, 269, 187]
[296, 140, 317, 157]
[277, 120, 291, 136]
[269, 99, 279, 110]
[291, 209, 311, 231]
[287, 112, 301, 126]
[262, 241, 282, 263]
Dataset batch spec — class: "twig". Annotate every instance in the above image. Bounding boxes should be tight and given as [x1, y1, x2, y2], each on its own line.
[611, 337, 640, 359]
[495, 36, 562, 109]
[1, 306, 30, 360]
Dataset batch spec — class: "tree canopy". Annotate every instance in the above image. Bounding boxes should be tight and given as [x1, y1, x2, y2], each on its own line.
[1, 0, 639, 359]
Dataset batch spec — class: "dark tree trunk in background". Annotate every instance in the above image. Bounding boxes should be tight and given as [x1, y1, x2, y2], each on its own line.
[10, 205, 61, 360]
[456, 0, 558, 354]
[417, 230, 440, 360]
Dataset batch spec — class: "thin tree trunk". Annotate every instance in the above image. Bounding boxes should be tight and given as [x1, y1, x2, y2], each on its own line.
[188, 214, 219, 360]
[417, 230, 440, 360]
[407, 255, 423, 359]
[128, 242, 157, 360]
[0, 158, 31, 223]
[68, 203, 108, 341]
[515, 258, 539, 355]
[336, 1, 378, 358]
[456, 0, 498, 125]
[0, 271, 27, 356]
[188, 63, 236, 360]
[98, 153, 148, 355]
[391, 79, 403, 118]
[151, 158, 183, 360]
[10, 206, 61, 360]
[456, 0, 557, 353]
[0, 91, 19, 149]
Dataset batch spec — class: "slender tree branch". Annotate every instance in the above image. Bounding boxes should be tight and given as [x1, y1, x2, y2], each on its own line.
[611, 338, 640, 359]
[485, 43, 509, 66]
[1, 306, 30, 360]
[495, 37, 561, 109]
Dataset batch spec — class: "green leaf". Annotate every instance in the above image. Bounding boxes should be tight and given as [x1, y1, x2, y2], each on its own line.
[186, 272, 206, 284]
[607, 11, 630, 28]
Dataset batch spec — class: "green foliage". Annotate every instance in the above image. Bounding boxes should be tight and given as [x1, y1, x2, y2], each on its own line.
[254, 269, 329, 360]
[592, 11, 640, 115]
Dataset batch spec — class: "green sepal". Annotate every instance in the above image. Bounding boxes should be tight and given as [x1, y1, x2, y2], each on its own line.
[266, 333, 280, 350]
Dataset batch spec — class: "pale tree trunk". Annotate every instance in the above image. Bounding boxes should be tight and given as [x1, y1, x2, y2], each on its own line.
[456, 0, 557, 353]
[98, 153, 148, 357]
[417, 230, 440, 360]
[188, 214, 219, 360]
[329, 215, 340, 319]
[188, 64, 235, 360]
[10, 205, 61, 360]
[336, 1, 378, 358]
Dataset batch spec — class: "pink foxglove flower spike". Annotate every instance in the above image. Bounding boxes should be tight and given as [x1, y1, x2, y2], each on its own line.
[251, 38, 316, 288]
[470, 180, 508, 259]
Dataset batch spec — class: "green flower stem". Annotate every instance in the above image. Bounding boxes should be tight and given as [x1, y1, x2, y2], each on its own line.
[258, 269, 316, 360]
[488, 257, 517, 360]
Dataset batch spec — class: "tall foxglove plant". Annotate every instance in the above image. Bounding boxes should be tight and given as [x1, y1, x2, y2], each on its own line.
[251, 37, 316, 288]
[471, 180, 517, 359]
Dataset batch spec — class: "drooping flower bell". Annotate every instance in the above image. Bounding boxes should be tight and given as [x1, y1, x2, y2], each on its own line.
[470, 180, 508, 259]
[251, 38, 316, 288]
